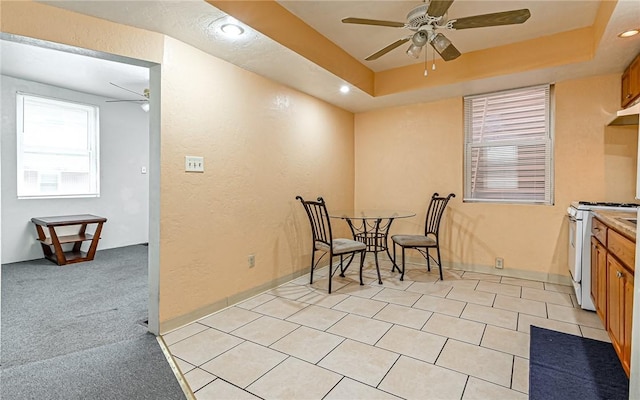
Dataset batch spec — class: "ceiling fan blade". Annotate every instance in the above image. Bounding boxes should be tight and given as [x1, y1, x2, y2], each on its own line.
[451, 9, 531, 30]
[427, 0, 455, 18]
[365, 38, 410, 61]
[342, 17, 405, 28]
[106, 99, 148, 103]
[430, 33, 461, 61]
[109, 82, 147, 98]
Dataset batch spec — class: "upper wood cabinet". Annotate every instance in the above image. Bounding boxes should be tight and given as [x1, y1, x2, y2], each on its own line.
[622, 54, 640, 108]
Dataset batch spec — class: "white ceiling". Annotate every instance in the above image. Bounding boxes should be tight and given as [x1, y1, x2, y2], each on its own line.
[2, 0, 640, 113]
[0, 39, 150, 100]
[278, 0, 601, 72]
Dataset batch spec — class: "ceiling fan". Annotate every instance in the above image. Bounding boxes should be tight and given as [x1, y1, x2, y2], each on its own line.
[342, 0, 531, 63]
[106, 82, 150, 111]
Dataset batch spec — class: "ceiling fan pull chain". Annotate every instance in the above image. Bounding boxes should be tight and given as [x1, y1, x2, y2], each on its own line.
[424, 46, 428, 77]
[432, 47, 436, 70]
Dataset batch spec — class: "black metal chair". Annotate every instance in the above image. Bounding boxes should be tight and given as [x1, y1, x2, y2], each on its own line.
[391, 193, 455, 281]
[296, 196, 366, 293]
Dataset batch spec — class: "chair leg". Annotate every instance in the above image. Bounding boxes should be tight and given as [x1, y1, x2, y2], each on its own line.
[400, 247, 406, 281]
[328, 254, 333, 294]
[436, 245, 444, 281]
[426, 248, 432, 272]
[339, 255, 346, 277]
[359, 250, 365, 286]
[309, 250, 316, 284]
[392, 242, 398, 273]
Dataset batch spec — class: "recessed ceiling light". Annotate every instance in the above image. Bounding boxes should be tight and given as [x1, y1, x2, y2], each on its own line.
[618, 28, 639, 38]
[221, 23, 244, 36]
[340, 85, 350, 94]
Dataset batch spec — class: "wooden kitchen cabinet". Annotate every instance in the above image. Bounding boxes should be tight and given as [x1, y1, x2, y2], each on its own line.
[624, 272, 634, 375]
[621, 53, 640, 108]
[606, 254, 634, 376]
[591, 215, 635, 377]
[591, 236, 608, 322]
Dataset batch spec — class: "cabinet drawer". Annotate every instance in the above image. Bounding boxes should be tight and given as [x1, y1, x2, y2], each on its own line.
[608, 229, 635, 272]
[592, 218, 608, 245]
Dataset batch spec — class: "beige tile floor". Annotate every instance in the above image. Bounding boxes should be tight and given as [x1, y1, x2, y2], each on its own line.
[164, 257, 609, 400]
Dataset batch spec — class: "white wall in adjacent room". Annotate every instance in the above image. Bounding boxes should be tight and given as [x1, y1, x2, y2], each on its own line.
[1, 75, 149, 264]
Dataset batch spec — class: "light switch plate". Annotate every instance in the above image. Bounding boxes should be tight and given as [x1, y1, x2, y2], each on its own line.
[185, 156, 204, 173]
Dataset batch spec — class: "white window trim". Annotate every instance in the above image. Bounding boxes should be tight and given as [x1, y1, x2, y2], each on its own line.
[463, 84, 555, 205]
[16, 93, 100, 199]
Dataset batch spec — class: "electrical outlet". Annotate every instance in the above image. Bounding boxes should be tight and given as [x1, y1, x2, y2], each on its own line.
[495, 257, 504, 269]
[185, 156, 204, 173]
[248, 254, 255, 268]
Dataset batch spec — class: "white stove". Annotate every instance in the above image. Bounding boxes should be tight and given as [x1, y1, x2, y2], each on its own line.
[567, 201, 640, 310]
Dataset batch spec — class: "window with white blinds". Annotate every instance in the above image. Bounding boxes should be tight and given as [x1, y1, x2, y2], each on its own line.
[17, 93, 100, 198]
[463, 84, 553, 204]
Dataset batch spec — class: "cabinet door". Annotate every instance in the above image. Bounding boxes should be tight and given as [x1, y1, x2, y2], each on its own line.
[623, 270, 634, 377]
[622, 68, 632, 108]
[630, 56, 640, 105]
[591, 237, 597, 302]
[607, 256, 625, 359]
[591, 237, 607, 322]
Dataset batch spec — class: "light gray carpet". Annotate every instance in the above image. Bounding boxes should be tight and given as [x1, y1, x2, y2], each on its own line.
[1, 245, 185, 399]
[1, 334, 183, 400]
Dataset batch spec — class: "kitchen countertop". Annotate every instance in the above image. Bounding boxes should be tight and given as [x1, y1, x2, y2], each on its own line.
[591, 210, 637, 241]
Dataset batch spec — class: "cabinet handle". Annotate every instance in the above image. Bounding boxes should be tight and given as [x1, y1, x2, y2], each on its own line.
[617, 270, 624, 279]
[626, 94, 633, 99]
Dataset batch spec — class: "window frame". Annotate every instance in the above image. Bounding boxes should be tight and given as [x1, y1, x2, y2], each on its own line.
[16, 93, 100, 199]
[463, 84, 554, 205]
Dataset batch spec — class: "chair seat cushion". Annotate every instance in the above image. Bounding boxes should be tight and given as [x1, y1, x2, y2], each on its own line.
[316, 238, 366, 255]
[392, 234, 436, 247]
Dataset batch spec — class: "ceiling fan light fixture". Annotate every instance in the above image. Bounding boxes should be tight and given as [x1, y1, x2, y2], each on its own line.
[406, 43, 423, 59]
[406, 31, 428, 58]
[430, 33, 461, 61]
[430, 33, 451, 53]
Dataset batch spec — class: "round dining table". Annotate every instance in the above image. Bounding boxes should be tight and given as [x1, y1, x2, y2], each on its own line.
[329, 209, 415, 284]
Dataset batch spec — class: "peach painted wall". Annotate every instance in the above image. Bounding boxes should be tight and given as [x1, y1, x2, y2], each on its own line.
[4, 0, 636, 326]
[2, 1, 356, 330]
[159, 36, 355, 324]
[354, 74, 637, 279]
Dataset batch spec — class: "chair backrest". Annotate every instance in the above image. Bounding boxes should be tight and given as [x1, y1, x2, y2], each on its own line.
[296, 196, 333, 248]
[424, 192, 456, 238]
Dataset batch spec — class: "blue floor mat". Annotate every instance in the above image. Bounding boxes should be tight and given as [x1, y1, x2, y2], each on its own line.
[529, 325, 629, 400]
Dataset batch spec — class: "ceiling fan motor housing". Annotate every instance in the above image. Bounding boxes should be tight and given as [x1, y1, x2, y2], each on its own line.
[406, 3, 445, 30]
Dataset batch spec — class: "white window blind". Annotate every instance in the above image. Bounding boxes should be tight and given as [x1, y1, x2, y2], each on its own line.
[17, 93, 100, 198]
[464, 84, 553, 204]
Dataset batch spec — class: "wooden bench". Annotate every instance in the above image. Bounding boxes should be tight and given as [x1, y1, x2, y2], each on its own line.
[31, 214, 107, 265]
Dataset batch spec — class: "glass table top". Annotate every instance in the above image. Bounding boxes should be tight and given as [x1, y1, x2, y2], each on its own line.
[329, 210, 416, 219]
